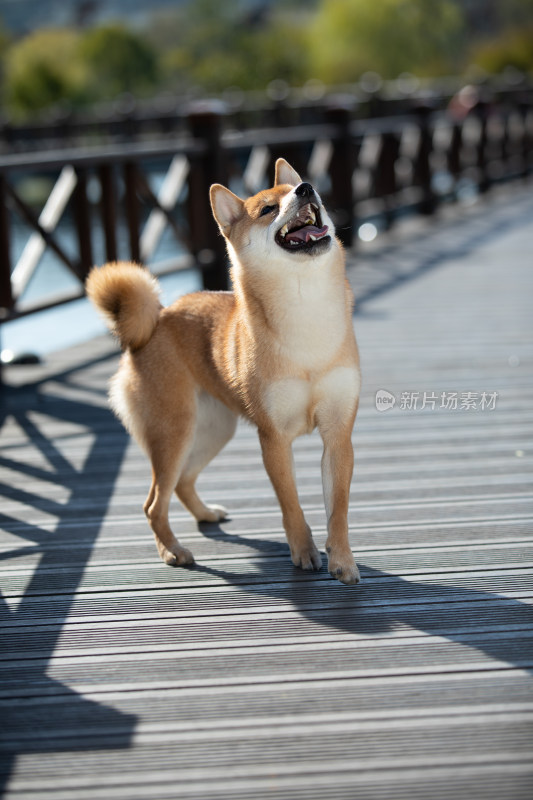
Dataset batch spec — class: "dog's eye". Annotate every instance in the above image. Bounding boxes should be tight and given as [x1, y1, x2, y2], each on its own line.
[260, 204, 277, 217]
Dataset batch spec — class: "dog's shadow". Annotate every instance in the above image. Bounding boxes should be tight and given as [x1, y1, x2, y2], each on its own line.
[193, 521, 533, 675]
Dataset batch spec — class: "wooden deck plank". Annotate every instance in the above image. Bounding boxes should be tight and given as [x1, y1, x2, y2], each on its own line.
[1, 183, 532, 799]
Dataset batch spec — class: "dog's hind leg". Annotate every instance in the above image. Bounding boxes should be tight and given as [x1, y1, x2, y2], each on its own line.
[176, 392, 237, 522]
[143, 419, 197, 567]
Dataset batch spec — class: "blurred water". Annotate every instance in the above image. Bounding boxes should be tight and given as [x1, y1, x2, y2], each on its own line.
[2, 206, 202, 359]
[2, 269, 202, 360]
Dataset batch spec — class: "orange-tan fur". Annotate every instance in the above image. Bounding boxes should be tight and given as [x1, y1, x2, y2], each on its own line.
[86, 158, 361, 584]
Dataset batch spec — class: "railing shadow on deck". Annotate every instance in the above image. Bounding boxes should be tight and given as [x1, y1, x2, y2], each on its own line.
[194, 523, 533, 677]
[0, 356, 137, 797]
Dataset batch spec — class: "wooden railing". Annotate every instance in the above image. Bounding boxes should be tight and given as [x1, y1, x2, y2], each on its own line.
[0, 96, 531, 327]
[1, 75, 530, 153]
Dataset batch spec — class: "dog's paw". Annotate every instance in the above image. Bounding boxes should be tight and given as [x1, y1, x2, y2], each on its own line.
[157, 541, 195, 567]
[327, 550, 360, 585]
[291, 540, 323, 571]
[197, 504, 228, 523]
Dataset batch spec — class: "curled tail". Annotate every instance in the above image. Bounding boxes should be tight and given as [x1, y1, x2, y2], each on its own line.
[86, 261, 162, 350]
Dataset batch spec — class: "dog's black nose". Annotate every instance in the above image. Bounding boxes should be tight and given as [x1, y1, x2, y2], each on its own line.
[295, 182, 314, 198]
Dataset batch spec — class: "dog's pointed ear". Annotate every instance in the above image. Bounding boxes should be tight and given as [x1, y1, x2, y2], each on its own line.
[275, 158, 302, 187]
[210, 184, 244, 236]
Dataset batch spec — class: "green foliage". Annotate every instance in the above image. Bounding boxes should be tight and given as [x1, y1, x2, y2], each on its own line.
[4, 28, 89, 118]
[251, 15, 313, 88]
[470, 27, 533, 74]
[158, 0, 310, 92]
[490, 0, 533, 29]
[81, 23, 160, 99]
[3, 23, 160, 119]
[0, 20, 10, 58]
[0, 0, 531, 121]
[307, 0, 465, 83]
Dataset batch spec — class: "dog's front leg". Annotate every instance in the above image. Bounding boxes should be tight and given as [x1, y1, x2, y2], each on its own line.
[259, 430, 322, 571]
[320, 422, 360, 585]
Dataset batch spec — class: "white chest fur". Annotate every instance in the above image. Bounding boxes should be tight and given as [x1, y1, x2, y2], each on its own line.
[264, 366, 361, 439]
[269, 272, 348, 371]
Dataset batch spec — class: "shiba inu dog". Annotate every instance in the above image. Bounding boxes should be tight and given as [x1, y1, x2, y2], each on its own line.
[86, 158, 361, 584]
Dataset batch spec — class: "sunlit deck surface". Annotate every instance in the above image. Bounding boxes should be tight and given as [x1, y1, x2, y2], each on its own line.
[1, 183, 532, 799]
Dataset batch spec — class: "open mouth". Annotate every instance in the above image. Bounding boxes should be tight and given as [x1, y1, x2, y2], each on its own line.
[276, 202, 331, 253]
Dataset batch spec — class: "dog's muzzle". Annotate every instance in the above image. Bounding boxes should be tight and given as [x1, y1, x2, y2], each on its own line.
[276, 183, 331, 253]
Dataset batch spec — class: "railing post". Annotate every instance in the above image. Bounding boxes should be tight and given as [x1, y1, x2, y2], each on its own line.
[375, 131, 400, 230]
[99, 164, 118, 263]
[474, 99, 490, 194]
[518, 100, 531, 179]
[124, 162, 141, 263]
[0, 174, 13, 317]
[414, 104, 437, 215]
[324, 101, 356, 247]
[0, 174, 13, 386]
[447, 122, 463, 193]
[187, 101, 229, 291]
[73, 167, 93, 280]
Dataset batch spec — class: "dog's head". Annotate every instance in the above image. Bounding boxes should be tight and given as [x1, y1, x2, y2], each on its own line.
[210, 159, 338, 274]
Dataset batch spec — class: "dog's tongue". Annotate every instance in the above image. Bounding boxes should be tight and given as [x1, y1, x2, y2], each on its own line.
[285, 224, 329, 244]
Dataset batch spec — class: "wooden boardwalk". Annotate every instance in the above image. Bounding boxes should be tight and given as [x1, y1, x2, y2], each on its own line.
[1, 183, 532, 799]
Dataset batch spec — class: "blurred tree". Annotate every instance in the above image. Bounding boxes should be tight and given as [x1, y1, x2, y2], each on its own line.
[0, 19, 11, 98]
[2, 0, 529, 122]
[469, 27, 533, 74]
[252, 15, 311, 88]
[156, 0, 310, 92]
[499, 0, 533, 27]
[307, 0, 465, 82]
[3, 29, 89, 119]
[464, 0, 533, 75]
[0, 19, 10, 56]
[461, 0, 533, 36]
[81, 23, 160, 99]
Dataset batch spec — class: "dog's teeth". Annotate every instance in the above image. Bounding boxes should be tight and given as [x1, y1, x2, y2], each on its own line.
[280, 224, 288, 237]
[309, 235, 317, 241]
